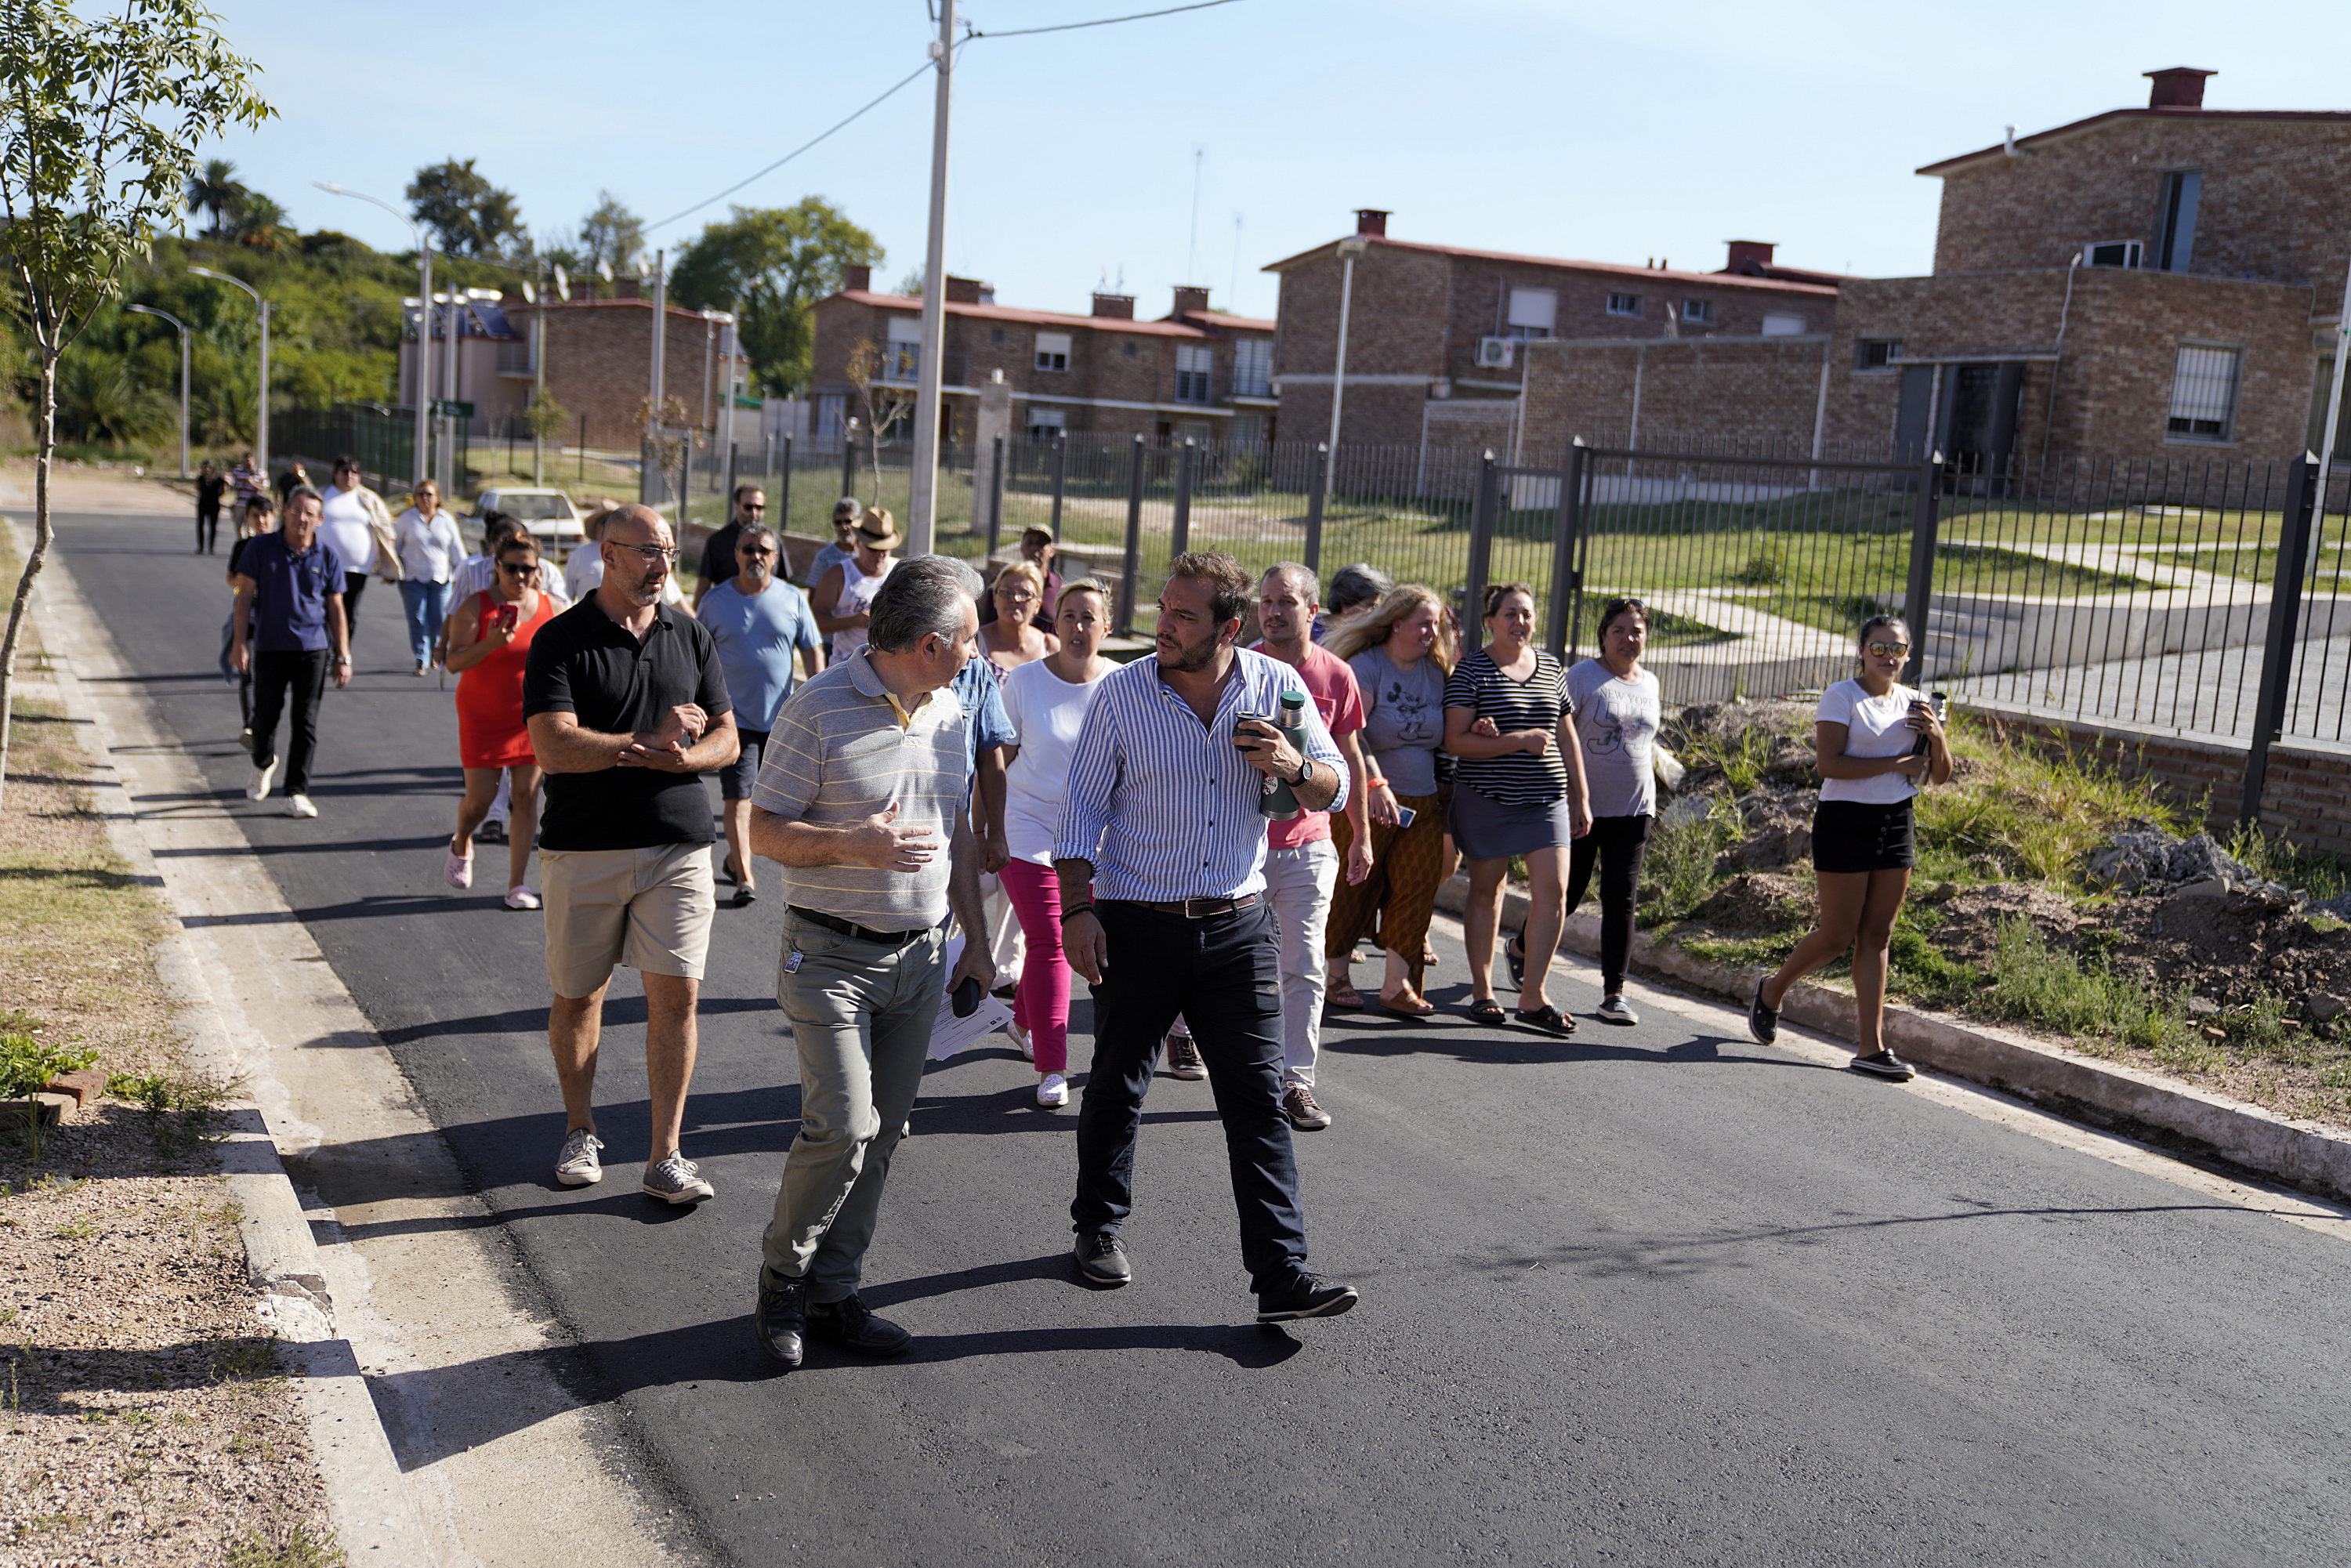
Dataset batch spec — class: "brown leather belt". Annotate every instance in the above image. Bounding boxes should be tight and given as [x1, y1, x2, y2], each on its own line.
[1104, 893, 1262, 919]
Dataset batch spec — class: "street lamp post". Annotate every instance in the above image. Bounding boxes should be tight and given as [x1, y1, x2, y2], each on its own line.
[189, 266, 269, 477]
[315, 183, 431, 484]
[126, 304, 189, 479]
[907, 0, 957, 556]
[1323, 235, 1367, 502]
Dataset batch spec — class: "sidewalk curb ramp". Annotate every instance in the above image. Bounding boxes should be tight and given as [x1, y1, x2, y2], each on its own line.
[8, 517, 439, 1565]
[1436, 875, 2351, 1205]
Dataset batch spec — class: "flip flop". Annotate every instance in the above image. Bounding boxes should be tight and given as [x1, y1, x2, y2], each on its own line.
[1465, 997, 1508, 1026]
[1514, 1003, 1577, 1037]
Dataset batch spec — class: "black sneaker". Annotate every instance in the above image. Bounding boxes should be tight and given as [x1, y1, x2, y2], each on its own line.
[1748, 976, 1780, 1045]
[753, 1275, 807, 1370]
[803, 1293, 911, 1356]
[476, 818, 506, 844]
[1074, 1230, 1132, 1286]
[1256, 1273, 1359, 1323]
[1849, 1049, 1916, 1081]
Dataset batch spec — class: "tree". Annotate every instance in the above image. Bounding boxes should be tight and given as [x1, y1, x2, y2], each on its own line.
[406, 157, 521, 257]
[578, 190, 643, 278]
[0, 0, 271, 809]
[185, 154, 244, 238]
[669, 198, 882, 397]
[230, 188, 287, 250]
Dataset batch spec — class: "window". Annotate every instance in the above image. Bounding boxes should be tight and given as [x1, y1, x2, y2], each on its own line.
[991, 327, 1005, 344]
[1761, 313, 1806, 336]
[1856, 338, 1902, 371]
[1680, 299, 1715, 325]
[1231, 338, 1272, 397]
[884, 316, 922, 380]
[2168, 344, 2241, 440]
[1026, 406, 1067, 440]
[2086, 240, 2143, 269]
[1505, 286, 1557, 340]
[1034, 331, 1071, 372]
[2156, 170, 2202, 273]
[1124, 340, 1137, 357]
[1175, 344, 1213, 404]
[1606, 292, 1641, 317]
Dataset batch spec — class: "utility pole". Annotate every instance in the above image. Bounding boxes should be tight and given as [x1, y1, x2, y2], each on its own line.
[438, 292, 460, 496]
[1323, 236, 1367, 504]
[314, 183, 429, 485]
[649, 249, 667, 509]
[907, 0, 956, 556]
[188, 266, 267, 476]
[126, 304, 189, 478]
[533, 270, 548, 484]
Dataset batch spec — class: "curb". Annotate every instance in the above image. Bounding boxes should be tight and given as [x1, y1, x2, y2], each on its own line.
[1436, 872, 2351, 1204]
[8, 517, 439, 1564]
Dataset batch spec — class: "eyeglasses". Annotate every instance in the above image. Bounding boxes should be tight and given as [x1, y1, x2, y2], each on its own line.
[1866, 641, 1911, 658]
[740, 547, 777, 559]
[613, 544, 679, 564]
[498, 561, 535, 577]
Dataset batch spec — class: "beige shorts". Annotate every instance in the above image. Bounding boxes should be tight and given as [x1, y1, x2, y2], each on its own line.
[540, 842, 716, 998]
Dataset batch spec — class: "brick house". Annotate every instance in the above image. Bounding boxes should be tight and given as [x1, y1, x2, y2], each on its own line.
[1263, 208, 1842, 462]
[1812, 67, 2351, 473]
[399, 283, 743, 453]
[807, 268, 1277, 448]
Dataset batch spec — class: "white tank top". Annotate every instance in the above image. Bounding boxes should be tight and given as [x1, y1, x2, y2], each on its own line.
[831, 554, 894, 661]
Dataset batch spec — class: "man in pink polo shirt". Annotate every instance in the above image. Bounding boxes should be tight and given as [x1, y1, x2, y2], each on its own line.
[1249, 562, 1374, 1131]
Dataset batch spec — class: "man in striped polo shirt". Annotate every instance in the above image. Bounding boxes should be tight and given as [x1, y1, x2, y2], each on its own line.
[745, 556, 995, 1371]
[1057, 551, 1361, 1324]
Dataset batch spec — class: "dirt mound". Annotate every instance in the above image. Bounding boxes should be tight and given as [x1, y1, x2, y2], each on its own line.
[1725, 792, 1813, 870]
[1689, 871, 1813, 935]
[1910, 881, 2086, 968]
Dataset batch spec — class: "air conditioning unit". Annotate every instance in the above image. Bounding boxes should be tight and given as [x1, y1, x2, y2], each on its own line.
[1475, 336, 1516, 368]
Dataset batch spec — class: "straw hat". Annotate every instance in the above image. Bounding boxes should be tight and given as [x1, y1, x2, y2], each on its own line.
[854, 508, 902, 552]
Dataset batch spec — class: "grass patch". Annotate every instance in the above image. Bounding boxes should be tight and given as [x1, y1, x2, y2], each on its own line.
[2226, 824, 2350, 904]
[1677, 932, 1783, 972]
[1962, 918, 2194, 1053]
[1915, 713, 2187, 887]
[1639, 796, 1742, 925]
[223, 1517, 344, 1568]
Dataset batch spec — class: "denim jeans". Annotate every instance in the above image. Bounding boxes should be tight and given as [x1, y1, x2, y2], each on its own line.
[1072, 900, 1309, 1292]
[398, 578, 449, 666]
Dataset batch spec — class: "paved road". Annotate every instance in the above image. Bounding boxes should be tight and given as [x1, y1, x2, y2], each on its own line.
[60, 509, 2351, 1566]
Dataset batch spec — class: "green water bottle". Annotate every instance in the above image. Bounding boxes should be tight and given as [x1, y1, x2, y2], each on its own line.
[1257, 690, 1309, 820]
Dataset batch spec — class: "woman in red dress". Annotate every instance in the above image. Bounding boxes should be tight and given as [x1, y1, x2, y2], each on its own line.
[444, 535, 556, 907]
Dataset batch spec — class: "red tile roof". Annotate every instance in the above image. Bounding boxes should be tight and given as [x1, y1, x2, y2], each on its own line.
[1259, 235, 1839, 296]
[1918, 107, 2351, 176]
[1175, 309, 1277, 333]
[832, 289, 1221, 338]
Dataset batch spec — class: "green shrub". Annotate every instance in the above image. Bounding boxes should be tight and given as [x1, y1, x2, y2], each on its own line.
[0, 1031, 97, 1100]
[1641, 796, 1741, 925]
[1972, 917, 2192, 1053]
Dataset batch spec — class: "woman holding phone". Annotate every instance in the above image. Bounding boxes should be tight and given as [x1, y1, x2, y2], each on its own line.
[444, 534, 555, 908]
[1748, 614, 1950, 1079]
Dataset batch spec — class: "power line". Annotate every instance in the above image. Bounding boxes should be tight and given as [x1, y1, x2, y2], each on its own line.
[966, 0, 1244, 38]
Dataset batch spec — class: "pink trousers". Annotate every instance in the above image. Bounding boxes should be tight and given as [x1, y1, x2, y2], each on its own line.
[999, 857, 1070, 1074]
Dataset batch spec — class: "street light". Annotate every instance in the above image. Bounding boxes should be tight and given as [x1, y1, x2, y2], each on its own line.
[188, 266, 269, 476]
[1323, 235, 1368, 498]
[315, 182, 432, 485]
[125, 303, 190, 479]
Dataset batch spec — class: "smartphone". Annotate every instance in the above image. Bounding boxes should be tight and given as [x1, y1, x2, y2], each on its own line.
[496, 603, 520, 635]
[1395, 806, 1418, 828]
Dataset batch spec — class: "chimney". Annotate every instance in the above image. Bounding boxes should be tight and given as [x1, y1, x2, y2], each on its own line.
[1091, 292, 1135, 319]
[842, 263, 871, 293]
[1171, 284, 1211, 317]
[944, 275, 986, 305]
[1724, 240, 1776, 276]
[2145, 67, 2215, 110]
[1354, 208, 1389, 238]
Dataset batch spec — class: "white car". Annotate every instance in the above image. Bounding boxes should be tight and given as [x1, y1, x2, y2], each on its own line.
[473, 487, 587, 562]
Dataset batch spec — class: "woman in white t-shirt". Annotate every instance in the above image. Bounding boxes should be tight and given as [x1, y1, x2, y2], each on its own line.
[996, 579, 1115, 1107]
[1748, 614, 1951, 1081]
[1560, 596, 1663, 1027]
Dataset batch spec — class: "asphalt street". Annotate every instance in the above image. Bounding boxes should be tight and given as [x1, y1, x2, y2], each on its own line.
[59, 507, 2351, 1566]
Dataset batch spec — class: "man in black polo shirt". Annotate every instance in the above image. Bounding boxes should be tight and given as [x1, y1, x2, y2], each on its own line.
[524, 504, 740, 1205]
[692, 483, 767, 610]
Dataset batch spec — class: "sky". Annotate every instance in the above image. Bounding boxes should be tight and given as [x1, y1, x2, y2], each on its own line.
[201, 0, 2349, 322]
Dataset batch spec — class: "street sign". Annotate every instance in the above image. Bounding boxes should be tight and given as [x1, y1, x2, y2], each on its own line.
[433, 400, 475, 418]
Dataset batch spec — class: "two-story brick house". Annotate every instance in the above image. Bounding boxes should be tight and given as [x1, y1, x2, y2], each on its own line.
[1264, 209, 1843, 460]
[807, 268, 1277, 449]
[1812, 67, 2351, 472]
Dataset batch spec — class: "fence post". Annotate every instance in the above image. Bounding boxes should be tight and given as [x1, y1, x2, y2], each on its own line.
[841, 422, 859, 502]
[1049, 434, 1068, 536]
[1900, 451, 1946, 687]
[1546, 440, 1586, 661]
[1118, 434, 1147, 636]
[1304, 442, 1328, 576]
[2241, 454, 2322, 827]
[986, 434, 1006, 562]
[1169, 440, 1197, 559]
[777, 435, 792, 540]
[1463, 451, 1499, 654]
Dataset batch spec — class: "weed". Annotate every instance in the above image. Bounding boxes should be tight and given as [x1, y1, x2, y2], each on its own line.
[1678, 932, 1783, 972]
[1729, 543, 1787, 586]
[223, 1519, 345, 1568]
[2226, 824, 2350, 904]
[0, 1028, 96, 1099]
[54, 1217, 94, 1240]
[1640, 797, 1743, 925]
[1967, 918, 2194, 1053]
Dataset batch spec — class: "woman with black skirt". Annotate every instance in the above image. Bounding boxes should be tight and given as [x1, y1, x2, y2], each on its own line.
[1748, 614, 1950, 1079]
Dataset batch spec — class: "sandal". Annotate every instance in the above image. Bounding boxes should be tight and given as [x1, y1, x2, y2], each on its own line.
[1514, 1003, 1577, 1037]
[1465, 997, 1508, 1026]
[1377, 985, 1436, 1018]
[1326, 980, 1367, 1010]
[1505, 935, 1527, 989]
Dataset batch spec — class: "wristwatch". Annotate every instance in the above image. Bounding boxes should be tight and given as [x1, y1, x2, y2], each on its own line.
[1291, 755, 1313, 788]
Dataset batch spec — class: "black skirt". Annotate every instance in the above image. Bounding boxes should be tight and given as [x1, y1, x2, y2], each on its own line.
[1813, 798, 1915, 875]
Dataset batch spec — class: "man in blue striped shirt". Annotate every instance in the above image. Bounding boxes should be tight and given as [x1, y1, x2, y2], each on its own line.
[1055, 552, 1360, 1324]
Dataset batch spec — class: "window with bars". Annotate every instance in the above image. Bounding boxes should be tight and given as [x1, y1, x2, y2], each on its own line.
[1175, 344, 1213, 404]
[2166, 344, 2240, 440]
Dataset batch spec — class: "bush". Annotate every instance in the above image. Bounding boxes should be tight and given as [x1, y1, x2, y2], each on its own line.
[1641, 795, 1741, 925]
[0, 1030, 97, 1099]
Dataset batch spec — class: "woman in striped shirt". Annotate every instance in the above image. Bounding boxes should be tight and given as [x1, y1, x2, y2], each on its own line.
[1442, 581, 1592, 1036]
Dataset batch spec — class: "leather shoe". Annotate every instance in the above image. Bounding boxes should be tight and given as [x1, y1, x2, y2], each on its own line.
[804, 1293, 911, 1356]
[753, 1275, 807, 1370]
[1074, 1230, 1132, 1286]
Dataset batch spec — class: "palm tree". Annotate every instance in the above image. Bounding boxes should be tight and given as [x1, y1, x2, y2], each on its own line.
[186, 158, 245, 239]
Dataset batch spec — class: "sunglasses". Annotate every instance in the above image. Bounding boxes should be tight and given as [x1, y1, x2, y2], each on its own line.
[498, 560, 536, 576]
[740, 547, 777, 558]
[1866, 641, 1911, 658]
[741, 502, 767, 512]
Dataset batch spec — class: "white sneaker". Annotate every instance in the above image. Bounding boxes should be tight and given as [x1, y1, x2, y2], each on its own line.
[1596, 994, 1639, 1026]
[504, 885, 541, 911]
[554, 1128, 603, 1186]
[642, 1153, 715, 1204]
[284, 794, 318, 819]
[1006, 1020, 1034, 1061]
[1036, 1072, 1068, 1108]
[246, 759, 277, 800]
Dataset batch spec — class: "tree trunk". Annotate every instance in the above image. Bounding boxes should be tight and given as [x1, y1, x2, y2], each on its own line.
[0, 353, 58, 816]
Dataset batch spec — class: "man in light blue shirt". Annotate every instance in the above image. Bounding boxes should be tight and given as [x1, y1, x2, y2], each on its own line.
[1053, 549, 1360, 1325]
[699, 523, 823, 907]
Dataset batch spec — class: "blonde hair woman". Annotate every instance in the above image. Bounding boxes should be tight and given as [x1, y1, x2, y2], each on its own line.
[980, 560, 1060, 678]
[1322, 584, 1458, 1016]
